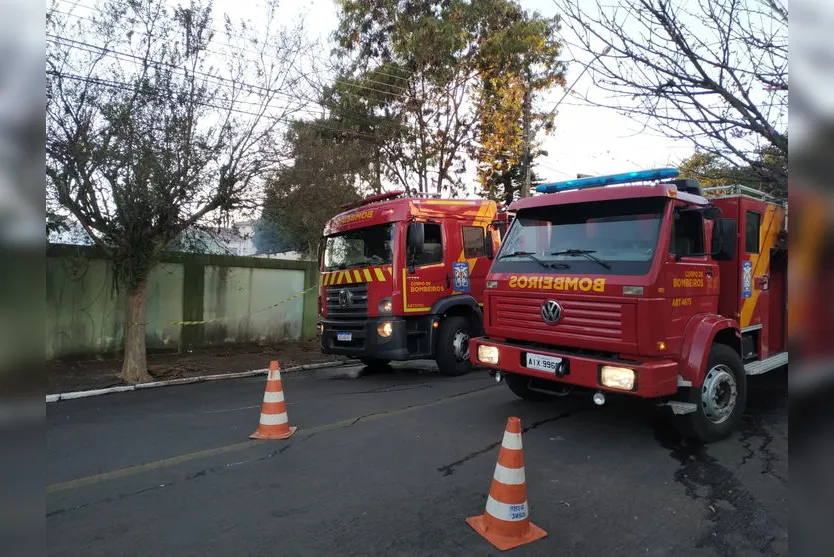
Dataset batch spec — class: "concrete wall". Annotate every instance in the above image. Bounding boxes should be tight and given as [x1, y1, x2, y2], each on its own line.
[46, 245, 319, 360]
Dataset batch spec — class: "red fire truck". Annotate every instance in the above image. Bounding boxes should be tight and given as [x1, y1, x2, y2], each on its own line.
[318, 191, 507, 376]
[471, 168, 788, 442]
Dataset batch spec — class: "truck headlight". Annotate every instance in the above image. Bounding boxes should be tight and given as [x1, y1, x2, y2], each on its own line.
[600, 366, 636, 391]
[477, 345, 499, 365]
[377, 321, 393, 337]
[378, 298, 393, 314]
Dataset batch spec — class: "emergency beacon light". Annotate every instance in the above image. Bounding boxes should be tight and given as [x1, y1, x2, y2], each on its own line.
[536, 167, 680, 194]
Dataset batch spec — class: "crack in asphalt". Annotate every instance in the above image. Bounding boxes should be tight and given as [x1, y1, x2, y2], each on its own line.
[654, 422, 786, 557]
[347, 385, 498, 428]
[738, 416, 787, 484]
[335, 383, 433, 396]
[47, 382, 500, 515]
[47, 444, 297, 518]
[436, 411, 577, 476]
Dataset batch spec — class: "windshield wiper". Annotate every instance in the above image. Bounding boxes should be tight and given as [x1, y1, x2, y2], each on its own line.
[549, 249, 612, 270]
[498, 251, 567, 270]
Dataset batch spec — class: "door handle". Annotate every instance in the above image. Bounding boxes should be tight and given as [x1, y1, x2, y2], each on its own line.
[446, 274, 451, 289]
[756, 275, 770, 291]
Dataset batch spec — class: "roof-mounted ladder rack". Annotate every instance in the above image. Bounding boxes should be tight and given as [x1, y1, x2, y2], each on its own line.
[702, 184, 783, 204]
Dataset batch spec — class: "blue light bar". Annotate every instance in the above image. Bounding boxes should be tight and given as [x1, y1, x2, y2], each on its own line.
[535, 167, 680, 194]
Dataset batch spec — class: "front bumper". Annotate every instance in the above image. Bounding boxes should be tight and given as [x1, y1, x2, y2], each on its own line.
[320, 316, 434, 360]
[470, 337, 679, 398]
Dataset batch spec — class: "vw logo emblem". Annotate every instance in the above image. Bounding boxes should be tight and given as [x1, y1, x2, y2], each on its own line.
[338, 289, 352, 308]
[541, 300, 563, 324]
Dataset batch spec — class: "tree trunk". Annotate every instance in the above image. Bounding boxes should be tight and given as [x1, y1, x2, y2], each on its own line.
[119, 279, 153, 384]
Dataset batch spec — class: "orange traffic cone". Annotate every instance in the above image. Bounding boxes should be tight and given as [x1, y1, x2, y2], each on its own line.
[250, 361, 297, 440]
[466, 416, 547, 551]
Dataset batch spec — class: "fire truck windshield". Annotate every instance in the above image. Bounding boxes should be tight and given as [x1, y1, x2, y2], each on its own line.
[492, 197, 667, 276]
[323, 223, 394, 271]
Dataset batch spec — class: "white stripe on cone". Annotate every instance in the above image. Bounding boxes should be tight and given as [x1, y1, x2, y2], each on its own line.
[268, 369, 282, 381]
[493, 462, 526, 485]
[262, 391, 285, 403]
[485, 495, 529, 522]
[259, 412, 289, 426]
[501, 431, 523, 450]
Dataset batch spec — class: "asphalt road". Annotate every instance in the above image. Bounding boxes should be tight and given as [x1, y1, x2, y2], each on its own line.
[46, 362, 788, 557]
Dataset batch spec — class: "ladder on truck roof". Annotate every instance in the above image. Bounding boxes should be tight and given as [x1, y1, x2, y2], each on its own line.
[702, 184, 785, 205]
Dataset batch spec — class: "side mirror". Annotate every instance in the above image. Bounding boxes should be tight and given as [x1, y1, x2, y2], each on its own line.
[711, 218, 737, 261]
[484, 230, 495, 259]
[407, 222, 425, 258]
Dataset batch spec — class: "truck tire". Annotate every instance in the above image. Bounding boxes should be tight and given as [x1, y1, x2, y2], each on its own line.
[504, 373, 549, 401]
[360, 358, 391, 374]
[676, 343, 747, 443]
[435, 315, 473, 376]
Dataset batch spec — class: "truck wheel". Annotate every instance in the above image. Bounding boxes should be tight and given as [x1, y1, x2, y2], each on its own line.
[360, 358, 391, 374]
[676, 343, 747, 443]
[435, 316, 473, 376]
[504, 373, 549, 401]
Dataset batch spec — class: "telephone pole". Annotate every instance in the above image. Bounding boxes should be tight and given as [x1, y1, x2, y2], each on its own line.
[520, 65, 532, 198]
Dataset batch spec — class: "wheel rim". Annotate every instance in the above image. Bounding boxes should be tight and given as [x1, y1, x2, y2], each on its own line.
[700, 364, 738, 424]
[452, 329, 470, 362]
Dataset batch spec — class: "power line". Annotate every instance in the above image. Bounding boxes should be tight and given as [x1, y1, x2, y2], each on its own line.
[47, 70, 385, 141]
[50, 0, 416, 92]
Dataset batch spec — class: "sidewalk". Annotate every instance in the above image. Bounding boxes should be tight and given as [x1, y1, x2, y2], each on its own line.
[46, 339, 345, 393]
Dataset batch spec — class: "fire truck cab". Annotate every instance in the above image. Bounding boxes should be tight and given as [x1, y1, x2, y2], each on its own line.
[319, 191, 507, 376]
[471, 168, 788, 442]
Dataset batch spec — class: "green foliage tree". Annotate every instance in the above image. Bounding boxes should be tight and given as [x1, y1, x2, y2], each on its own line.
[46, 0, 312, 382]
[333, 0, 565, 197]
[679, 146, 787, 199]
[472, 0, 566, 202]
[259, 119, 366, 257]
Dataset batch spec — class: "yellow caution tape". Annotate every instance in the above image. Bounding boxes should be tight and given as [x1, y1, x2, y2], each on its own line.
[125, 285, 318, 327]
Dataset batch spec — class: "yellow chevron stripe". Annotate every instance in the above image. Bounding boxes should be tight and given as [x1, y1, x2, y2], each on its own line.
[386, 266, 393, 277]
[352, 269, 361, 282]
[374, 268, 385, 281]
[740, 205, 779, 327]
[363, 268, 373, 282]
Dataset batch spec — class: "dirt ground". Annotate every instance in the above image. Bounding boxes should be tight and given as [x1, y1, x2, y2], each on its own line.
[46, 338, 349, 393]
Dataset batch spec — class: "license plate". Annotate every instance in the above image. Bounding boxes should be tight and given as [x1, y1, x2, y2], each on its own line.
[336, 332, 352, 342]
[525, 353, 562, 373]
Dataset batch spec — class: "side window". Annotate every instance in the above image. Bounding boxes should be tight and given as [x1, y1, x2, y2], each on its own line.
[415, 223, 443, 266]
[670, 210, 705, 257]
[462, 226, 485, 258]
[746, 211, 761, 254]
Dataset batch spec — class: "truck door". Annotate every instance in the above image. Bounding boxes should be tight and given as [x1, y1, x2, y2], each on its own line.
[459, 223, 488, 297]
[403, 221, 450, 313]
[664, 206, 720, 353]
[739, 199, 781, 357]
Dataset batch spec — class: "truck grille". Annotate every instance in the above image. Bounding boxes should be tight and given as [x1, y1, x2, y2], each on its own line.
[492, 295, 624, 341]
[326, 283, 369, 318]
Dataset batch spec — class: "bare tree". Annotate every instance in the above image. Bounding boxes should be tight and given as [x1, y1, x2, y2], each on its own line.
[554, 0, 787, 191]
[46, 0, 313, 382]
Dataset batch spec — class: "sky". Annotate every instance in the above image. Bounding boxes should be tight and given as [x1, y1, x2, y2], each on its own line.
[211, 0, 695, 192]
[51, 0, 727, 203]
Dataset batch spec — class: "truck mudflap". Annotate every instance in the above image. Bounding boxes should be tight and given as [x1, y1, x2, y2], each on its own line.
[470, 337, 680, 398]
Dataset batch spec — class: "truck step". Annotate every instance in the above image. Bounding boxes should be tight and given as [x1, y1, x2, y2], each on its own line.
[744, 352, 788, 376]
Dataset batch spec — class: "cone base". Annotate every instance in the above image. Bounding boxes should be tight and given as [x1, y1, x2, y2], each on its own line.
[250, 426, 297, 440]
[465, 514, 547, 551]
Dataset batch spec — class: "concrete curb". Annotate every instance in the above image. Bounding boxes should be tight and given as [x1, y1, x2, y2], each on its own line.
[46, 359, 360, 403]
